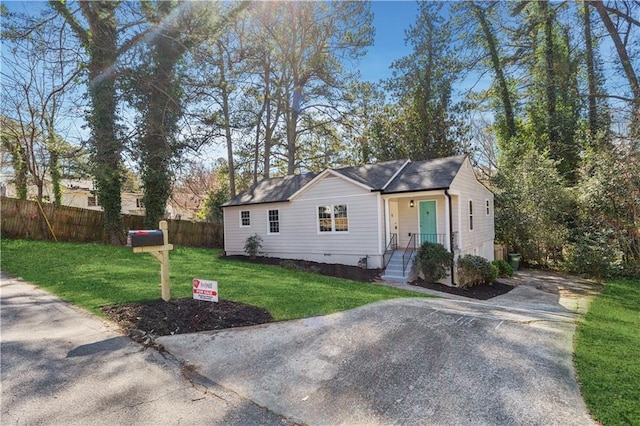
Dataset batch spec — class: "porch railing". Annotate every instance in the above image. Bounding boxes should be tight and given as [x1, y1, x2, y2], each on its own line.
[402, 233, 417, 275]
[383, 233, 397, 268]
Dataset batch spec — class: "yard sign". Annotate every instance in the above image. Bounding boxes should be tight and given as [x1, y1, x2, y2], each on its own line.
[193, 278, 218, 302]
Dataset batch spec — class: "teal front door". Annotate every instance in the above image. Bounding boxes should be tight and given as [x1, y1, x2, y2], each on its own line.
[419, 201, 437, 244]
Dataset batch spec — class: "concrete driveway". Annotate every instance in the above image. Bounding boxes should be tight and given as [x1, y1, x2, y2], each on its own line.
[0, 273, 288, 425]
[158, 271, 601, 425]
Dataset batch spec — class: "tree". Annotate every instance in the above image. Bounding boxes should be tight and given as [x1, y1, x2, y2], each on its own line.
[257, 1, 374, 174]
[51, 0, 128, 244]
[576, 143, 640, 276]
[386, 2, 469, 160]
[1, 9, 83, 205]
[124, 1, 213, 227]
[493, 149, 571, 266]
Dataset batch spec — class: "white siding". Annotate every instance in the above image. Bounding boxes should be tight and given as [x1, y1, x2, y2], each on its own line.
[450, 158, 495, 260]
[223, 175, 384, 268]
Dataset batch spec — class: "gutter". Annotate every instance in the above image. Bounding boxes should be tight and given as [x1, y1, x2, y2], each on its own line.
[445, 189, 455, 285]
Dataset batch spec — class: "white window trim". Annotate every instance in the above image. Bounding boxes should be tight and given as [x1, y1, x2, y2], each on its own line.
[240, 210, 251, 228]
[267, 209, 280, 235]
[469, 200, 474, 231]
[485, 199, 491, 216]
[317, 204, 349, 234]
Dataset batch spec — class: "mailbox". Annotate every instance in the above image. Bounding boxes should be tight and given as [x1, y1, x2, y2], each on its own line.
[127, 230, 164, 248]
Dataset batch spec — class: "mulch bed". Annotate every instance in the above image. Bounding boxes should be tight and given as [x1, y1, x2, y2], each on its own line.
[225, 255, 381, 282]
[410, 279, 515, 300]
[101, 298, 274, 339]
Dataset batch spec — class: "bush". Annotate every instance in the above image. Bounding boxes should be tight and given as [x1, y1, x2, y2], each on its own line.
[566, 229, 616, 282]
[492, 259, 513, 277]
[244, 234, 263, 259]
[416, 242, 454, 283]
[457, 255, 497, 288]
[280, 260, 302, 271]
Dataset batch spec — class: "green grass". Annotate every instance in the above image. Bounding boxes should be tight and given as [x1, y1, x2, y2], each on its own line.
[575, 278, 640, 426]
[0, 239, 428, 320]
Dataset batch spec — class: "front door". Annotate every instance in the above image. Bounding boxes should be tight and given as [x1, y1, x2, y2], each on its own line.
[419, 201, 437, 244]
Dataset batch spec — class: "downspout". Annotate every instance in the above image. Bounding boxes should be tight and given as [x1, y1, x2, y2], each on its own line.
[445, 189, 455, 285]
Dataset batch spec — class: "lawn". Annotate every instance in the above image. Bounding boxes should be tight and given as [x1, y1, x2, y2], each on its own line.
[0, 239, 428, 320]
[574, 278, 640, 426]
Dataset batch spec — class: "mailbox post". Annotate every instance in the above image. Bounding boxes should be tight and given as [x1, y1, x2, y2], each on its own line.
[128, 221, 174, 301]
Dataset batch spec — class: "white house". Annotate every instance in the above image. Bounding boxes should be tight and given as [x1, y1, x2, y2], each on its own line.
[222, 155, 494, 284]
[1, 178, 146, 216]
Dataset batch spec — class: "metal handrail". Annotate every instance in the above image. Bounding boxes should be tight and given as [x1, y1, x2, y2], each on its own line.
[383, 233, 397, 268]
[402, 233, 417, 275]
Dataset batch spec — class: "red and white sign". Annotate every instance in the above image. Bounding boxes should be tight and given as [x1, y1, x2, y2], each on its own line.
[193, 278, 218, 302]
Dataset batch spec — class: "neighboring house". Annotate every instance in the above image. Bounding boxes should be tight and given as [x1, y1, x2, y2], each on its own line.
[1, 178, 146, 216]
[222, 155, 495, 285]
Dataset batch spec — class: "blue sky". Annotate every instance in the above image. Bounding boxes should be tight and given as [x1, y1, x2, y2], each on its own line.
[3, 1, 418, 83]
[360, 1, 419, 82]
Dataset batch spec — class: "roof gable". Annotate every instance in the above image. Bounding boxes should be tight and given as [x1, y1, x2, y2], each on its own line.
[333, 159, 409, 190]
[381, 155, 466, 194]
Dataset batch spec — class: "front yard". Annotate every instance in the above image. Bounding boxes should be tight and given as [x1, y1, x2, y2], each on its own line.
[0, 239, 428, 323]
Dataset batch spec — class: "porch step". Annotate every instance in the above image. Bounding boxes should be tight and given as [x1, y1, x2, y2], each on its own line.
[381, 251, 417, 284]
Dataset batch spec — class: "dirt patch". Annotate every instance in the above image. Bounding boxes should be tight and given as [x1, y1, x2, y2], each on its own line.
[225, 255, 381, 282]
[101, 298, 274, 341]
[410, 279, 515, 300]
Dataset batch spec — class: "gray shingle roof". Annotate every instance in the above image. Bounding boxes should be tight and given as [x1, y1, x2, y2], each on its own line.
[333, 159, 408, 189]
[222, 155, 467, 207]
[223, 173, 318, 207]
[382, 155, 465, 194]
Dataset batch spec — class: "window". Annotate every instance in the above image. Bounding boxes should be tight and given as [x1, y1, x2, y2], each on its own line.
[136, 198, 144, 208]
[318, 204, 348, 233]
[469, 200, 474, 231]
[486, 199, 490, 216]
[268, 209, 279, 234]
[334, 205, 348, 232]
[240, 210, 251, 227]
[88, 196, 99, 207]
[318, 206, 332, 232]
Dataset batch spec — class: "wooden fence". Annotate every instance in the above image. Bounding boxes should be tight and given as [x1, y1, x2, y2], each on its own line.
[0, 197, 223, 248]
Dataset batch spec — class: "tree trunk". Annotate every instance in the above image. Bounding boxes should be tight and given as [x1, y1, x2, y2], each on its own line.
[541, 1, 557, 147]
[471, 3, 516, 141]
[589, 1, 640, 103]
[583, 3, 599, 139]
[82, 2, 124, 245]
[218, 43, 236, 198]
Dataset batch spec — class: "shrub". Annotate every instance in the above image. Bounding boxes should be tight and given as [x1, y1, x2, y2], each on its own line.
[416, 242, 454, 283]
[457, 255, 497, 288]
[492, 259, 513, 277]
[244, 234, 263, 259]
[280, 260, 302, 271]
[566, 229, 616, 282]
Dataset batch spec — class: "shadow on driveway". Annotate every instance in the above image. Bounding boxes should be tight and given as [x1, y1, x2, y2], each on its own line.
[158, 270, 600, 425]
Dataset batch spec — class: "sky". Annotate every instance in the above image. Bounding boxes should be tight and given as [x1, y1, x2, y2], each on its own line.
[360, 1, 419, 82]
[2, 0, 419, 83]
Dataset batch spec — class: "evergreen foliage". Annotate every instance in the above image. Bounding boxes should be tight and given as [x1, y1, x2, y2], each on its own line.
[416, 242, 453, 284]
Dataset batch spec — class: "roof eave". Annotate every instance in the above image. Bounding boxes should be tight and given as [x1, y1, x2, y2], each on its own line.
[222, 199, 291, 208]
[381, 186, 450, 195]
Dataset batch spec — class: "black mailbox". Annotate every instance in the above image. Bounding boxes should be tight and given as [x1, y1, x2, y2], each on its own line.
[127, 230, 164, 247]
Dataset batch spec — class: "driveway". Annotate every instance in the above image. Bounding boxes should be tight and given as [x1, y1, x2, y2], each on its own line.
[158, 271, 601, 425]
[0, 273, 288, 425]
